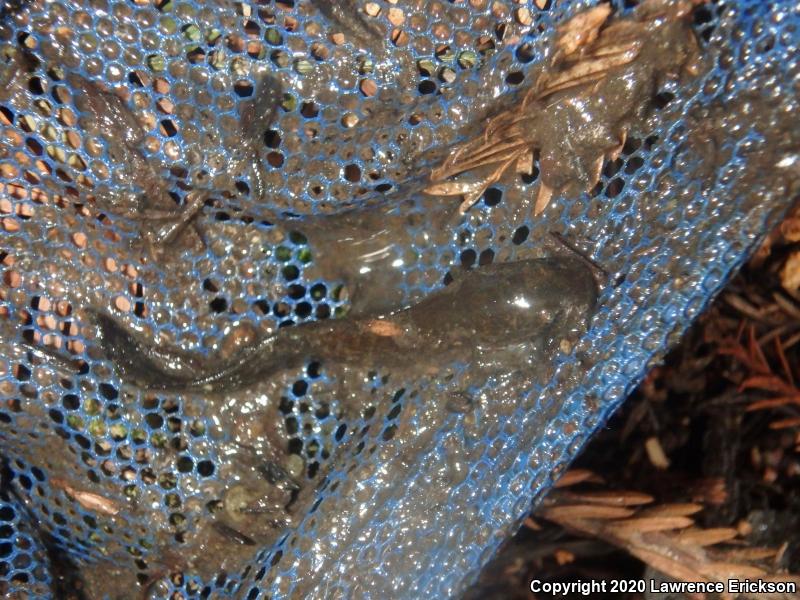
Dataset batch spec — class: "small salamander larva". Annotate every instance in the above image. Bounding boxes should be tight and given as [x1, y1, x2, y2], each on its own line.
[94, 257, 597, 392]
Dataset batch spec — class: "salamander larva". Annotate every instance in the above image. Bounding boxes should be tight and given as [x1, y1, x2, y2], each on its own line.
[94, 257, 597, 392]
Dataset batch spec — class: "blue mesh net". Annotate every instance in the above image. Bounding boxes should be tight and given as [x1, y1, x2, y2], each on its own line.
[0, 0, 798, 597]
[0, 488, 51, 598]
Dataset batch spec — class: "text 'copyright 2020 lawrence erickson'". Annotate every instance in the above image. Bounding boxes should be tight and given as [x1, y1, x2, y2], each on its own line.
[529, 578, 797, 596]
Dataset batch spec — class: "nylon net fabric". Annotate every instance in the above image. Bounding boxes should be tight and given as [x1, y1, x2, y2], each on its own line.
[0, 0, 798, 598]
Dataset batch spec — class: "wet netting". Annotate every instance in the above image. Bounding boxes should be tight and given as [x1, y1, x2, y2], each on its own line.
[0, 0, 798, 597]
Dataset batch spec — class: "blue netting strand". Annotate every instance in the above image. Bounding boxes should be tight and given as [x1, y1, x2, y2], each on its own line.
[0, 489, 51, 598]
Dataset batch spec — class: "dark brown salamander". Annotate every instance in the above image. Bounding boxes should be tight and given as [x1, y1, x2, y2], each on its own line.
[94, 257, 597, 392]
[69, 74, 210, 251]
[426, 0, 706, 213]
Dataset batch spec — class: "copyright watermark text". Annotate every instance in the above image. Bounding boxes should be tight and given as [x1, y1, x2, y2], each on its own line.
[529, 578, 797, 596]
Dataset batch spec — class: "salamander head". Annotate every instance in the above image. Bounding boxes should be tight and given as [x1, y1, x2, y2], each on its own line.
[412, 257, 598, 349]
